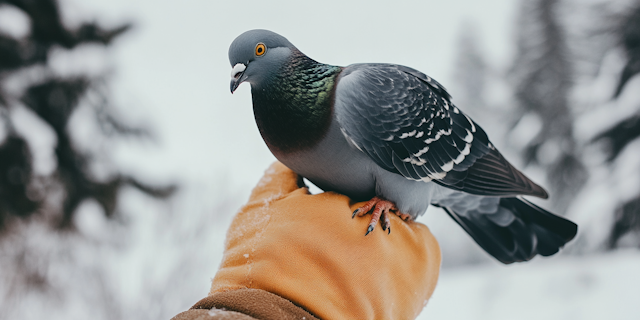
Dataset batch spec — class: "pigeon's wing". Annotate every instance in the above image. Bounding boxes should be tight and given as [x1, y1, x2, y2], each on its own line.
[334, 64, 548, 198]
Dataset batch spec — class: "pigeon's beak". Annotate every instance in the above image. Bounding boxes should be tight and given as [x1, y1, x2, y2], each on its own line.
[230, 63, 247, 93]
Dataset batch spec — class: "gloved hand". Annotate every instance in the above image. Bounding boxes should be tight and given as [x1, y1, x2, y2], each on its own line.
[172, 162, 441, 320]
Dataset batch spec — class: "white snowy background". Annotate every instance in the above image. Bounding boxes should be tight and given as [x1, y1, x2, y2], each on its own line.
[1, 0, 640, 319]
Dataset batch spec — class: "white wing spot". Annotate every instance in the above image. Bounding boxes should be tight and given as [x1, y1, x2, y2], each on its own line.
[415, 131, 424, 138]
[429, 171, 447, 180]
[442, 98, 449, 110]
[414, 145, 430, 157]
[403, 156, 427, 166]
[464, 129, 474, 143]
[464, 114, 476, 132]
[399, 130, 417, 139]
[462, 143, 471, 155]
[453, 143, 470, 164]
[425, 128, 450, 144]
[441, 160, 454, 172]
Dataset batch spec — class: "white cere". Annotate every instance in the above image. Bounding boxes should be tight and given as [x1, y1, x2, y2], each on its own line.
[230, 63, 246, 79]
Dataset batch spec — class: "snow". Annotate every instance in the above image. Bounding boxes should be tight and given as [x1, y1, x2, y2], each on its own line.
[11, 106, 59, 176]
[0, 4, 30, 39]
[208, 308, 224, 316]
[509, 113, 543, 149]
[48, 44, 111, 78]
[418, 250, 640, 320]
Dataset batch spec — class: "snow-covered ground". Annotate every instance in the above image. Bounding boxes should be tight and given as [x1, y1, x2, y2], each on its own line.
[420, 250, 640, 320]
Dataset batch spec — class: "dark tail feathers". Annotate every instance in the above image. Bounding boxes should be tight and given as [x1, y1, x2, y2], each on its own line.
[441, 197, 578, 264]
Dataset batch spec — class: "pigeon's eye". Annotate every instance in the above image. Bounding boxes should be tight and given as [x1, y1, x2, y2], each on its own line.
[255, 43, 266, 56]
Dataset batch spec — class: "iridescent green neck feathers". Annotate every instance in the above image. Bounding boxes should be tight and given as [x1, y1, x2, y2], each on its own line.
[252, 50, 342, 154]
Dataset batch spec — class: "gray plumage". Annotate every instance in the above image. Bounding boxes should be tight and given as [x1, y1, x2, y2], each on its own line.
[229, 29, 577, 264]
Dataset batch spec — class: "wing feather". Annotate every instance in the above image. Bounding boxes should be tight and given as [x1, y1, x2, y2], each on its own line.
[334, 64, 547, 198]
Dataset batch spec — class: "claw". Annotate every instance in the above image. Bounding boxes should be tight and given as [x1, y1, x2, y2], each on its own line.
[365, 225, 374, 236]
[381, 210, 391, 233]
[353, 197, 412, 235]
[353, 196, 399, 236]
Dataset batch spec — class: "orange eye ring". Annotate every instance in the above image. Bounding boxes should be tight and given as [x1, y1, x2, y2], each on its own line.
[255, 43, 266, 56]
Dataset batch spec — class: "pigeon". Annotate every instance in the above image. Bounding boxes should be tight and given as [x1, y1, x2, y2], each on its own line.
[229, 29, 577, 264]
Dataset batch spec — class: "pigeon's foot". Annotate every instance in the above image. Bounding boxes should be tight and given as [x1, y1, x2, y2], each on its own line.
[395, 211, 412, 221]
[352, 197, 401, 236]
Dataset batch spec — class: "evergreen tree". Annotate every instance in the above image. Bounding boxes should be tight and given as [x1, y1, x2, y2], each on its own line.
[0, 0, 175, 230]
[591, 1, 640, 248]
[0, 1, 177, 318]
[452, 21, 488, 114]
[510, 0, 588, 213]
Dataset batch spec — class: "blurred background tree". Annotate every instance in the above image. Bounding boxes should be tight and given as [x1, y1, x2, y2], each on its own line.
[590, 1, 640, 249]
[0, 0, 175, 231]
[437, 0, 640, 267]
[509, 0, 588, 213]
[0, 0, 177, 318]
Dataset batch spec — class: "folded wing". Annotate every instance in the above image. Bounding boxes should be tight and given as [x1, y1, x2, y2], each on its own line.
[334, 64, 547, 198]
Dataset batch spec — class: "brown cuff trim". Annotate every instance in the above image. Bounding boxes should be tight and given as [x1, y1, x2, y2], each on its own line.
[191, 288, 320, 320]
[171, 308, 257, 320]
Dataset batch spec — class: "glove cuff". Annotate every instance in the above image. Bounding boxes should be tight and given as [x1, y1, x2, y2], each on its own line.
[171, 288, 320, 320]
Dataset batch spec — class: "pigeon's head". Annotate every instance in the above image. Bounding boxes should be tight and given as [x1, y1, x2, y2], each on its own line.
[229, 29, 295, 93]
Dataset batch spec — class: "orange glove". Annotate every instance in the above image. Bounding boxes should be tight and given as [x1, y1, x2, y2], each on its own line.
[180, 162, 441, 320]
